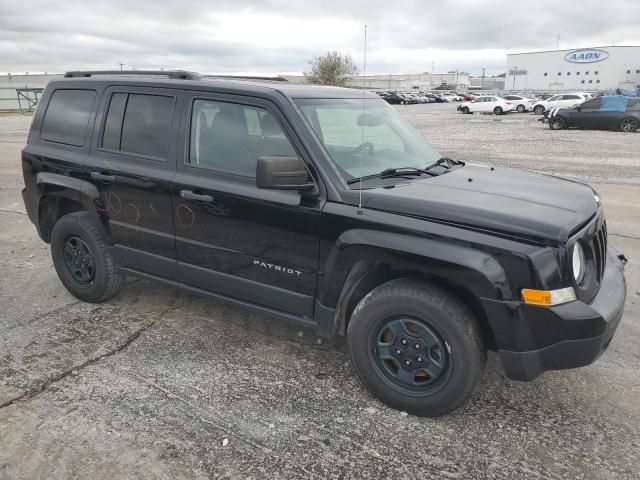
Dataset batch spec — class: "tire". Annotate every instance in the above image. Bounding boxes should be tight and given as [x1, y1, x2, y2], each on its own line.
[51, 212, 124, 303]
[619, 117, 638, 133]
[494, 106, 503, 115]
[516, 104, 526, 113]
[549, 116, 566, 130]
[533, 105, 545, 115]
[461, 106, 470, 114]
[347, 279, 486, 417]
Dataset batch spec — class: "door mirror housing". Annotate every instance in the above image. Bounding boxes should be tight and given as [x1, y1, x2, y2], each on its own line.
[256, 156, 315, 191]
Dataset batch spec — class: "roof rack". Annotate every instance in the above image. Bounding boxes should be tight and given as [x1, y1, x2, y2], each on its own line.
[63, 70, 201, 80]
[203, 75, 289, 83]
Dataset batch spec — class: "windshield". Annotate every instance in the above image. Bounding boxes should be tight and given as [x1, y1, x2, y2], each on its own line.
[295, 98, 442, 180]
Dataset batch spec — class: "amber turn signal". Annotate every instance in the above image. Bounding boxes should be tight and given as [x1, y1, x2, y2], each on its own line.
[521, 287, 577, 306]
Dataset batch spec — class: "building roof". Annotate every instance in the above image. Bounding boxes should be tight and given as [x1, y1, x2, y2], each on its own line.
[507, 45, 640, 56]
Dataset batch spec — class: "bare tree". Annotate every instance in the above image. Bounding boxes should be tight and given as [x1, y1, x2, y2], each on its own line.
[304, 51, 359, 87]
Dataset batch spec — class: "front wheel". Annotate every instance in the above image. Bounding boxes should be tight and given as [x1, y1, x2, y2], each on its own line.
[347, 280, 485, 416]
[533, 105, 545, 115]
[619, 117, 638, 132]
[461, 106, 470, 114]
[549, 116, 566, 130]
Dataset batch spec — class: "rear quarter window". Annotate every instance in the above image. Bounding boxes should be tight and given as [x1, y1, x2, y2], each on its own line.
[40, 89, 96, 147]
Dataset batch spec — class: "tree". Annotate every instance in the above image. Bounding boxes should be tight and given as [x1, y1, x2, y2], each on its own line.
[304, 51, 359, 87]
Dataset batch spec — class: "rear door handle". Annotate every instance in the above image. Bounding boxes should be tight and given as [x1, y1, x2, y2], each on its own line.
[180, 190, 214, 203]
[91, 171, 116, 183]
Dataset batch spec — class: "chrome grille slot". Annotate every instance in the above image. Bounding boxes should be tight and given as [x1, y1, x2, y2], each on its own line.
[590, 221, 607, 285]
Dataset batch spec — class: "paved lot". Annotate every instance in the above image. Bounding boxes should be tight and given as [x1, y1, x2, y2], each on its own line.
[1, 104, 639, 479]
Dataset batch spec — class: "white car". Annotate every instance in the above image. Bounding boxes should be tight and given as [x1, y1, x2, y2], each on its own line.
[532, 93, 588, 115]
[501, 95, 536, 113]
[457, 95, 515, 115]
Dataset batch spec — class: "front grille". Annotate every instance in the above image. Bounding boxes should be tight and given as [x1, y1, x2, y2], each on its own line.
[590, 221, 607, 285]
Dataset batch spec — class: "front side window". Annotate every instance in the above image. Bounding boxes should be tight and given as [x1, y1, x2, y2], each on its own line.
[41, 89, 96, 147]
[580, 98, 603, 110]
[101, 93, 174, 160]
[549, 95, 562, 101]
[189, 99, 296, 177]
[295, 98, 441, 180]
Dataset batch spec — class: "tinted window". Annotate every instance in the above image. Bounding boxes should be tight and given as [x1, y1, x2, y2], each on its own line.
[189, 99, 296, 177]
[563, 95, 580, 100]
[580, 98, 603, 110]
[101, 93, 127, 151]
[119, 94, 174, 159]
[41, 89, 96, 147]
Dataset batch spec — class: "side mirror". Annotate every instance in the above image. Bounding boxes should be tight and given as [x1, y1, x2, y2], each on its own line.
[256, 156, 315, 191]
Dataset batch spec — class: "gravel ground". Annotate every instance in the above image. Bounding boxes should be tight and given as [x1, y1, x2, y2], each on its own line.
[1, 105, 639, 479]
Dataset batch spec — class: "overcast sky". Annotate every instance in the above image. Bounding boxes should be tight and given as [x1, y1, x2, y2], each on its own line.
[1, 0, 639, 76]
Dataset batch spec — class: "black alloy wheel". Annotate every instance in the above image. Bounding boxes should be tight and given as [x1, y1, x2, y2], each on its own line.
[62, 235, 96, 285]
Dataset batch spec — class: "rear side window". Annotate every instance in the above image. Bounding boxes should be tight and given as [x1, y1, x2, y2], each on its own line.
[41, 89, 96, 147]
[101, 93, 175, 160]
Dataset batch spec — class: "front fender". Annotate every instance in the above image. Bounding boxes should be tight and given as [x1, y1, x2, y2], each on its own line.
[318, 228, 511, 309]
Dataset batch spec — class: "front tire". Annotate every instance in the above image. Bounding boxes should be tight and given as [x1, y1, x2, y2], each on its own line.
[347, 279, 485, 417]
[461, 106, 470, 114]
[549, 116, 566, 130]
[534, 105, 545, 115]
[51, 212, 124, 303]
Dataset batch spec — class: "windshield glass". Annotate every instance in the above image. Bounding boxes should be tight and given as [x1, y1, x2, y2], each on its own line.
[295, 98, 442, 180]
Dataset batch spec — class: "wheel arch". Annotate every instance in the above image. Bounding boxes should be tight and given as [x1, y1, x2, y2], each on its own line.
[35, 172, 110, 243]
[318, 229, 510, 347]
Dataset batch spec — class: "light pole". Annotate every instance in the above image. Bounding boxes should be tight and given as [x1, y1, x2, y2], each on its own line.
[117, 63, 125, 71]
[512, 66, 518, 90]
[481, 68, 486, 91]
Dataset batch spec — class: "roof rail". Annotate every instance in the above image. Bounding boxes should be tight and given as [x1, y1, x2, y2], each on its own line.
[63, 70, 201, 80]
[203, 75, 289, 83]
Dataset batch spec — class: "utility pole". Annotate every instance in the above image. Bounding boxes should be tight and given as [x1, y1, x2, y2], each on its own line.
[117, 63, 125, 71]
[481, 68, 486, 91]
[556, 33, 560, 50]
[512, 66, 518, 90]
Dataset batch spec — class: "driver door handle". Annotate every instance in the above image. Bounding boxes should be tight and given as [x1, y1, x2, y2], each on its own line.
[180, 190, 214, 203]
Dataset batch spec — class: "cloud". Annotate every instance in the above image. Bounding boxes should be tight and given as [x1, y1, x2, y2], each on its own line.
[0, 0, 638, 75]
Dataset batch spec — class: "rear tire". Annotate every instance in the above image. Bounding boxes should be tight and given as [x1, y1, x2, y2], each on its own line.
[619, 117, 638, 132]
[516, 104, 526, 113]
[347, 279, 485, 417]
[534, 105, 545, 115]
[494, 107, 503, 115]
[461, 106, 470, 114]
[51, 212, 124, 303]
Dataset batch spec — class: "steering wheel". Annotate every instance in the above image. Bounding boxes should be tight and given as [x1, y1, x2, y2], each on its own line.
[351, 142, 375, 156]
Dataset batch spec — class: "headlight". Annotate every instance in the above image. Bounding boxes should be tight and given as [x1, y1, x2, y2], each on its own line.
[572, 242, 585, 283]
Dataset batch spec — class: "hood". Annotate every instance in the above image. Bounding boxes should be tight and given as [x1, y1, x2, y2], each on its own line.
[359, 164, 599, 242]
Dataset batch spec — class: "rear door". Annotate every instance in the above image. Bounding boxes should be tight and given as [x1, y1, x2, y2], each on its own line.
[85, 86, 184, 278]
[171, 92, 322, 318]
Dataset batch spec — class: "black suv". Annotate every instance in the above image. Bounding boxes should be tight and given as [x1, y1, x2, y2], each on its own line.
[22, 71, 627, 416]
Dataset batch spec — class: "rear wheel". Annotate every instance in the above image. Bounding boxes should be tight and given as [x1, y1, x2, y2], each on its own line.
[461, 106, 470, 114]
[549, 116, 566, 130]
[347, 279, 485, 416]
[494, 106, 503, 115]
[619, 117, 638, 132]
[534, 105, 545, 115]
[516, 104, 526, 113]
[51, 212, 124, 303]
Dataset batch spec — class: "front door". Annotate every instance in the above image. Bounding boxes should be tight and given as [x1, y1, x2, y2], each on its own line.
[85, 87, 183, 277]
[172, 93, 322, 319]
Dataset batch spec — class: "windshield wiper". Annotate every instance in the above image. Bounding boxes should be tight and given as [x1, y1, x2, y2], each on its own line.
[347, 167, 437, 185]
[427, 157, 465, 170]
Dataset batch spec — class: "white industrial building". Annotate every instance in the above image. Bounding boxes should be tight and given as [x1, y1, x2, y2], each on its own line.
[347, 72, 470, 91]
[506, 46, 640, 92]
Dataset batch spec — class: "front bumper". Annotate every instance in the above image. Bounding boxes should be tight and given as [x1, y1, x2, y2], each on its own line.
[481, 248, 627, 381]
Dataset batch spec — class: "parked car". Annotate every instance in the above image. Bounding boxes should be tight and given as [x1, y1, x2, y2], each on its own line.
[501, 94, 536, 113]
[544, 95, 639, 132]
[380, 93, 406, 105]
[21, 70, 627, 417]
[457, 95, 515, 114]
[532, 93, 588, 114]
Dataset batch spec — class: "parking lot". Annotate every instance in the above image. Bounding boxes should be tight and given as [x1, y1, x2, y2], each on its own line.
[1, 103, 639, 479]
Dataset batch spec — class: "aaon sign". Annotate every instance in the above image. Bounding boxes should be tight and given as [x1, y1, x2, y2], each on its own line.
[564, 48, 609, 64]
